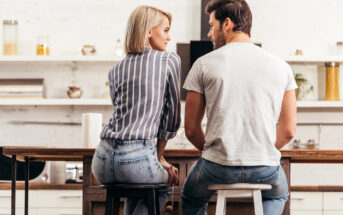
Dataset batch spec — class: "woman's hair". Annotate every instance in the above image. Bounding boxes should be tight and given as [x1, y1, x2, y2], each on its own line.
[124, 6, 172, 54]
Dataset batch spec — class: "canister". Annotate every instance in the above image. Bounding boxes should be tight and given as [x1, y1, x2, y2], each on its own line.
[3, 20, 18, 55]
[325, 62, 340, 101]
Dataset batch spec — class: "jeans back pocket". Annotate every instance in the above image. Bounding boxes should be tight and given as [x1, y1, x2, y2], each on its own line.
[117, 155, 154, 183]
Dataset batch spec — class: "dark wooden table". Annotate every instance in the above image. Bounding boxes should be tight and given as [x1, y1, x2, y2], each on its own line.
[3, 147, 343, 215]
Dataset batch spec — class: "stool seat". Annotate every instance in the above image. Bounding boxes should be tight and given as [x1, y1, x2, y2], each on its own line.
[208, 183, 272, 190]
[208, 183, 272, 215]
[101, 183, 168, 215]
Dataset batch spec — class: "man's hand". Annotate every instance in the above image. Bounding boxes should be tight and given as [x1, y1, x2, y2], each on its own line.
[159, 156, 178, 186]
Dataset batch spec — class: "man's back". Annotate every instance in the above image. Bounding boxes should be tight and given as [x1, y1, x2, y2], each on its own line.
[183, 42, 297, 166]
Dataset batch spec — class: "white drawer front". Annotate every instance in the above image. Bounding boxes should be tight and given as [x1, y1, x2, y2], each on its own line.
[323, 192, 343, 210]
[38, 190, 82, 208]
[324, 211, 343, 215]
[38, 208, 82, 215]
[291, 192, 322, 210]
[0, 208, 38, 215]
[0, 190, 38, 208]
[291, 210, 322, 215]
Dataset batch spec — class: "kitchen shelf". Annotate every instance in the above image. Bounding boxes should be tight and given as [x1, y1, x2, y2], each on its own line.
[286, 56, 343, 64]
[0, 99, 342, 108]
[0, 98, 112, 106]
[297, 101, 343, 108]
[0, 56, 121, 62]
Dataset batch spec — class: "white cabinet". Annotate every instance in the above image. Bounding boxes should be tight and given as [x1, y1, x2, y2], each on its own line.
[0, 190, 81, 215]
[0, 190, 38, 209]
[291, 211, 322, 215]
[324, 212, 343, 215]
[37, 190, 82, 208]
[323, 192, 343, 210]
[291, 192, 323, 210]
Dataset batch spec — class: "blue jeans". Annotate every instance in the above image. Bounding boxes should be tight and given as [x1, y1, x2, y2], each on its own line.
[182, 158, 288, 215]
[92, 139, 169, 215]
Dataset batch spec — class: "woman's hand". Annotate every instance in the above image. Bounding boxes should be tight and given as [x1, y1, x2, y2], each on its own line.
[159, 156, 178, 186]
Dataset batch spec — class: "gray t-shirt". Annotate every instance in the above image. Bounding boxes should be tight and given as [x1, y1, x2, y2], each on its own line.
[183, 42, 297, 166]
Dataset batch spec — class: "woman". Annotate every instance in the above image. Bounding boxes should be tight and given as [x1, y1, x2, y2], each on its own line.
[92, 5, 181, 215]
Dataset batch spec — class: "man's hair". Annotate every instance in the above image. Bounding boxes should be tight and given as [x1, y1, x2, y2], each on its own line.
[205, 0, 252, 36]
[124, 6, 172, 53]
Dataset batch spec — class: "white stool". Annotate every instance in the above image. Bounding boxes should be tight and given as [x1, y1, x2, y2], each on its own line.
[208, 183, 272, 215]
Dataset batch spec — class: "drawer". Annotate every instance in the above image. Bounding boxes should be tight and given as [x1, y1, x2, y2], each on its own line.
[0, 190, 38, 208]
[323, 192, 343, 210]
[38, 190, 82, 208]
[38, 208, 82, 215]
[324, 211, 343, 215]
[0, 209, 38, 215]
[291, 192, 322, 210]
[291, 210, 322, 215]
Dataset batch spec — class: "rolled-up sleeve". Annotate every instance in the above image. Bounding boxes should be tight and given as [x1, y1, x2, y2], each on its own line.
[157, 53, 181, 140]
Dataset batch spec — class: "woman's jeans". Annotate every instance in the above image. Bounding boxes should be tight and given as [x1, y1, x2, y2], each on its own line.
[182, 158, 289, 215]
[92, 139, 169, 215]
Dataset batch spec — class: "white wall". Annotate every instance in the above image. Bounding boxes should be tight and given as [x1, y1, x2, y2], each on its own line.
[1, 0, 343, 57]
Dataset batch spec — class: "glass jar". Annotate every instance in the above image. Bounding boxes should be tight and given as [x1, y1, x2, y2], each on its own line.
[3, 20, 18, 55]
[36, 36, 50, 56]
[325, 62, 340, 101]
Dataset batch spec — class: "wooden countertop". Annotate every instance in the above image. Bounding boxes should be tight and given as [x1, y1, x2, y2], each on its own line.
[2, 147, 343, 162]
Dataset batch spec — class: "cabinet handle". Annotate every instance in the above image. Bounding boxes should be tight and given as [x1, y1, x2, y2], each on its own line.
[291, 197, 304, 200]
[59, 195, 82, 199]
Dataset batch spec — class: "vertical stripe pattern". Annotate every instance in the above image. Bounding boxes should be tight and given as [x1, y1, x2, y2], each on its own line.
[101, 47, 181, 141]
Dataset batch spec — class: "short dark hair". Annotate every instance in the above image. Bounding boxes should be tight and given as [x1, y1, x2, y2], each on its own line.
[205, 0, 252, 36]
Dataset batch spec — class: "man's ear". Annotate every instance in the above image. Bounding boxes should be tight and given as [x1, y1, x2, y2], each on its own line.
[223, 17, 232, 33]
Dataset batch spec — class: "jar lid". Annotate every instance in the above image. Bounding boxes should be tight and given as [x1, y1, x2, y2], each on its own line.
[3, 20, 18, 25]
[337, 41, 343, 46]
[325, 62, 340, 67]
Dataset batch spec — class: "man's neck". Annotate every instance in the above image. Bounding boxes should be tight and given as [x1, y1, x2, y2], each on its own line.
[226, 32, 251, 44]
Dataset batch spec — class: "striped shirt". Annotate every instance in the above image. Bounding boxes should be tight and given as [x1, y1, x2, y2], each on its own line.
[100, 47, 181, 141]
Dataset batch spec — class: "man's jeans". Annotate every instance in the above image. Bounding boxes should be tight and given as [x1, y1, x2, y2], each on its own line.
[92, 139, 169, 215]
[182, 157, 288, 215]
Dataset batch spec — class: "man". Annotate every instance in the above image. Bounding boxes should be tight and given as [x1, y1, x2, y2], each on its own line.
[181, 0, 297, 214]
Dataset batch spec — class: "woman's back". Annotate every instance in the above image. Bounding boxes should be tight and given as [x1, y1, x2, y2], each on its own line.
[101, 47, 181, 141]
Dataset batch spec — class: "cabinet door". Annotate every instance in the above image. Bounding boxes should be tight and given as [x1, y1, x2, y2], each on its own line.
[0, 208, 38, 215]
[291, 192, 322, 210]
[38, 208, 82, 215]
[291, 210, 322, 215]
[38, 190, 82, 208]
[0, 190, 38, 208]
[323, 192, 343, 210]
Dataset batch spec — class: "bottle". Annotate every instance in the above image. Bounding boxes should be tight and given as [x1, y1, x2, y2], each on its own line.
[101, 82, 110, 99]
[325, 62, 340, 101]
[114, 39, 124, 59]
[3, 20, 18, 55]
[36, 36, 50, 56]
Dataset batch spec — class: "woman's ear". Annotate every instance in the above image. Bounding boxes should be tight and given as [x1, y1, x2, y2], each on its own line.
[148, 29, 152, 38]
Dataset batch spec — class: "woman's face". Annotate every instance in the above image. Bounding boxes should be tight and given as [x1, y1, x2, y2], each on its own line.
[148, 16, 171, 51]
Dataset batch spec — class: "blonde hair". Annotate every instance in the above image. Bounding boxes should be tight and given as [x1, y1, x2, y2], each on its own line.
[124, 6, 172, 54]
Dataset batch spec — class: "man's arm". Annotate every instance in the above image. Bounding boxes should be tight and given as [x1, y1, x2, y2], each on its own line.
[184, 91, 206, 150]
[275, 89, 297, 150]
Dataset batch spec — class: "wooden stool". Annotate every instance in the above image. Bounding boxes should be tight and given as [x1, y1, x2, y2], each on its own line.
[208, 183, 272, 215]
[100, 184, 168, 215]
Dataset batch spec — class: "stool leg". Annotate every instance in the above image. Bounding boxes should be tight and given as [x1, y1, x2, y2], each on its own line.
[146, 189, 158, 215]
[215, 191, 227, 215]
[252, 190, 263, 215]
[154, 189, 160, 215]
[113, 197, 120, 215]
[105, 189, 115, 215]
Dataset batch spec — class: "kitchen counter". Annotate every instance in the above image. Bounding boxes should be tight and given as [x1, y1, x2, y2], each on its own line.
[3, 147, 343, 215]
